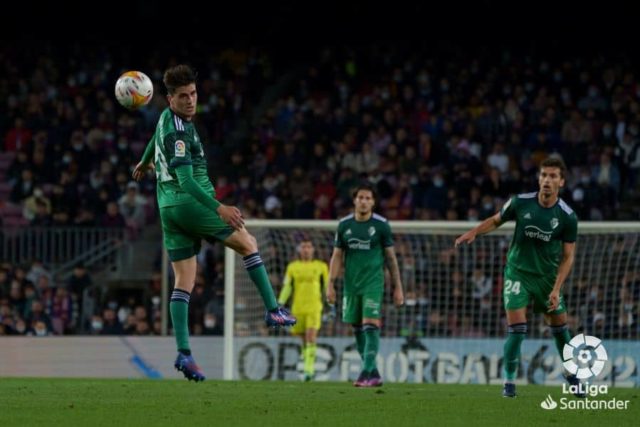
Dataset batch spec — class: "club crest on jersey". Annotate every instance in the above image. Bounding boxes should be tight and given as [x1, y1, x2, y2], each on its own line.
[345, 229, 352, 236]
[551, 218, 559, 229]
[175, 140, 186, 157]
[368, 226, 376, 236]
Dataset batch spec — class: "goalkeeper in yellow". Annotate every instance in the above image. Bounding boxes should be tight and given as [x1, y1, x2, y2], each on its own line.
[278, 238, 329, 381]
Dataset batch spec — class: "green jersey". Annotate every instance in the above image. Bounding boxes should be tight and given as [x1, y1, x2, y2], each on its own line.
[334, 213, 394, 295]
[151, 108, 214, 208]
[500, 192, 578, 277]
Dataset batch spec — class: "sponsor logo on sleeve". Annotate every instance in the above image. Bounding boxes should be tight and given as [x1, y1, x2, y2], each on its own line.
[175, 140, 186, 157]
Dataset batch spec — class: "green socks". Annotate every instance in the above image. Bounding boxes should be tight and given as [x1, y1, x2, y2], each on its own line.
[353, 325, 366, 360]
[551, 324, 572, 358]
[363, 324, 380, 373]
[243, 253, 278, 311]
[170, 289, 191, 352]
[503, 323, 527, 382]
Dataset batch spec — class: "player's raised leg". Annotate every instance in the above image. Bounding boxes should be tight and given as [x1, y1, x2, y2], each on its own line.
[224, 228, 296, 327]
[503, 308, 527, 397]
[171, 255, 205, 381]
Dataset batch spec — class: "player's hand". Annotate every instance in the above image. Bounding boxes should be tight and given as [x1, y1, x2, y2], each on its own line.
[326, 285, 336, 305]
[393, 286, 404, 307]
[216, 204, 244, 230]
[454, 232, 475, 248]
[547, 289, 560, 312]
[132, 161, 154, 181]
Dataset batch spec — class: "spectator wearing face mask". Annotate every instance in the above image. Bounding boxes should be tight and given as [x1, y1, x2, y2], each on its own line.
[28, 319, 51, 337]
[13, 317, 28, 335]
[100, 308, 124, 335]
[422, 171, 448, 218]
[202, 313, 222, 335]
[117, 181, 148, 238]
[89, 314, 104, 335]
[22, 187, 51, 221]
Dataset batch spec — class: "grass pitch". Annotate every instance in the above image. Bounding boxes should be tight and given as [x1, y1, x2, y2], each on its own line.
[0, 378, 637, 427]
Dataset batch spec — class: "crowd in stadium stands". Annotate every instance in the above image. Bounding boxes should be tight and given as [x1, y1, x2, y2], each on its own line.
[1, 42, 639, 337]
[224, 45, 640, 222]
[0, 253, 228, 336]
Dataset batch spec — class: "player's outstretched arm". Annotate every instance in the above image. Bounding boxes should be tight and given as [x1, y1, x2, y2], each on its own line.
[326, 247, 343, 305]
[384, 247, 404, 306]
[454, 212, 502, 247]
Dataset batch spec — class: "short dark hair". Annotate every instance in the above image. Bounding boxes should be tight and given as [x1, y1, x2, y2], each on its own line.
[163, 64, 197, 95]
[352, 182, 377, 202]
[540, 156, 567, 178]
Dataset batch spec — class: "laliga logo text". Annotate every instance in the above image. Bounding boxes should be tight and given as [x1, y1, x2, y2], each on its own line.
[541, 334, 630, 410]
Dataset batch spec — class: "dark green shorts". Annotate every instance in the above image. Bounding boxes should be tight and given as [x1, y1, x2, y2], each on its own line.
[160, 202, 234, 262]
[342, 291, 383, 324]
[503, 265, 566, 315]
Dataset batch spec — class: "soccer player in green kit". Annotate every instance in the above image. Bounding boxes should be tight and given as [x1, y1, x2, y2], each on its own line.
[455, 157, 584, 398]
[132, 65, 295, 382]
[326, 183, 404, 387]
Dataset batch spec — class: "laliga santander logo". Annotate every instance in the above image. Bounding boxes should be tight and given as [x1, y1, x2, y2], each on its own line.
[562, 334, 608, 379]
[540, 395, 558, 410]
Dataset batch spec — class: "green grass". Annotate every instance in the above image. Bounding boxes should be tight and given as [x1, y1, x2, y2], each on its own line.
[0, 378, 637, 427]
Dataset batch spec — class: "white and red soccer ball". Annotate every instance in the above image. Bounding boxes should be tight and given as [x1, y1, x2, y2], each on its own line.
[115, 71, 153, 110]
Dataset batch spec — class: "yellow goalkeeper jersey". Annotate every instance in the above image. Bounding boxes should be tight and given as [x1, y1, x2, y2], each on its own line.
[278, 259, 329, 313]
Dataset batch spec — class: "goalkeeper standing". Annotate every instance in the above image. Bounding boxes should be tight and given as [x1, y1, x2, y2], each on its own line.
[278, 238, 329, 381]
[327, 183, 404, 387]
[132, 64, 295, 382]
[455, 157, 584, 398]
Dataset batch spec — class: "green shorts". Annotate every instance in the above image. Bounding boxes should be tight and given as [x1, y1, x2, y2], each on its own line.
[503, 265, 566, 315]
[342, 291, 383, 324]
[160, 202, 234, 262]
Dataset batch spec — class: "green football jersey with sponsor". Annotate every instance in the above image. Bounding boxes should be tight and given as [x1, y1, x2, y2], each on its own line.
[151, 108, 214, 208]
[500, 192, 578, 277]
[333, 213, 394, 295]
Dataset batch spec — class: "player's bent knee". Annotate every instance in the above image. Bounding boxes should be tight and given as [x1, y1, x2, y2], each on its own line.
[248, 234, 258, 251]
[232, 230, 258, 256]
[240, 232, 258, 254]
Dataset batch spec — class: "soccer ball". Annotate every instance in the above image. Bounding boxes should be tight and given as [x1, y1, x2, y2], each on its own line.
[115, 71, 153, 110]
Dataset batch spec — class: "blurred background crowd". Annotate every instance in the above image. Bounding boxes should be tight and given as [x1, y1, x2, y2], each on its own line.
[1, 39, 639, 338]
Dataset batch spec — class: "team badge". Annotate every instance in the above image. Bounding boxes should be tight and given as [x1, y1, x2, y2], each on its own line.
[551, 218, 559, 229]
[368, 226, 376, 236]
[175, 140, 186, 157]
